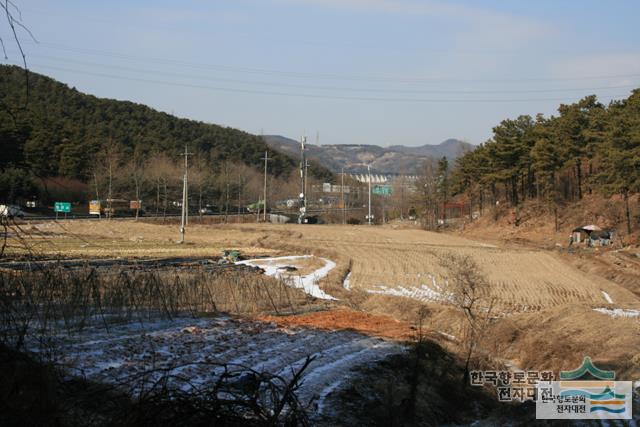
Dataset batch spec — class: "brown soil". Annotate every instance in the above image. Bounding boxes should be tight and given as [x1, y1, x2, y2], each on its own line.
[454, 194, 640, 298]
[257, 308, 416, 341]
[457, 193, 639, 249]
[13, 219, 640, 382]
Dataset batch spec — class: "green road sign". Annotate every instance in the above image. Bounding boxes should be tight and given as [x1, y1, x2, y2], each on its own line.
[54, 202, 71, 213]
[372, 185, 392, 196]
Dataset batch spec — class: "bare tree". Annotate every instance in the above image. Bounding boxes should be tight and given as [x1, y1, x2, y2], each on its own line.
[94, 140, 123, 219]
[1, 1, 36, 100]
[189, 156, 210, 222]
[217, 161, 232, 223]
[414, 159, 439, 229]
[124, 148, 146, 220]
[147, 153, 177, 219]
[236, 168, 244, 222]
[440, 254, 495, 385]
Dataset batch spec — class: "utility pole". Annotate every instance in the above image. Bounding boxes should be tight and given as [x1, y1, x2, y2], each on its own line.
[237, 171, 243, 223]
[298, 136, 307, 224]
[304, 159, 309, 206]
[179, 145, 192, 244]
[341, 168, 346, 225]
[367, 164, 372, 225]
[261, 150, 270, 222]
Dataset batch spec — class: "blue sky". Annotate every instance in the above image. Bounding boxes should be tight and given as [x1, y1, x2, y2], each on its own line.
[3, 0, 640, 146]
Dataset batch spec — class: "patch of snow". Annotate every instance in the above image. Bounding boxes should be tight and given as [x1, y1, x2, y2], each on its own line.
[315, 378, 345, 415]
[601, 291, 614, 304]
[593, 308, 640, 318]
[366, 274, 453, 303]
[342, 272, 351, 291]
[479, 243, 497, 248]
[26, 315, 403, 417]
[311, 341, 395, 414]
[437, 331, 457, 341]
[237, 255, 337, 300]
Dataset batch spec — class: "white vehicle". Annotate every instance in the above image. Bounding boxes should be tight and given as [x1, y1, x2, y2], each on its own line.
[0, 204, 25, 219]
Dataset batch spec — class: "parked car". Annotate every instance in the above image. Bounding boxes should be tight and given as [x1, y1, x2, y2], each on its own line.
[199, 205, 219, 215]
[0, 204, 25, 219]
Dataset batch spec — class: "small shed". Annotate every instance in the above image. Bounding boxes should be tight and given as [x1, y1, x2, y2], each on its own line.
[589, 230, 614, 246]
[571, 225, 601, 244]
[571, 225, 613, 246]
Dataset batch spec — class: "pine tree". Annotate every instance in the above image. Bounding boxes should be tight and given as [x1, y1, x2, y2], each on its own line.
[595, 90, 640, 234]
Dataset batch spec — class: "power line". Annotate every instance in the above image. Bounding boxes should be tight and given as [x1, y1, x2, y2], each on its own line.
[22, 41, 640, 84]
[14, 62, 635, 104]
[14, 52, 640, 95]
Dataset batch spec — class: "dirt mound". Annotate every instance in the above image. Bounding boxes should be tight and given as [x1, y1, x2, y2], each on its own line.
[258, 308, 415, 341]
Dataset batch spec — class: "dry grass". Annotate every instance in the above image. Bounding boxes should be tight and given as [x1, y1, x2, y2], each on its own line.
[485, 304, 640, 380]
[4, 219, 640, 402]
[0, 266, 315, 351]
[8, 220, 639, 315]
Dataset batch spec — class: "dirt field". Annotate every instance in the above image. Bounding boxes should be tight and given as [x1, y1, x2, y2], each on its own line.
[7, 219, 640, 382]
[14, 220, 639, 312]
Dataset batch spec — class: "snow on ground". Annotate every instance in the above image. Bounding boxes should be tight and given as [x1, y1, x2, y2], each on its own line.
[601, 291, 614, 304]
[437, 331, 457, 341]
[342, 272, 352, 291]
[366, 274, 452, 303]
[593, 307, 640, 318]
[29, 315, 402, 416]
[237, 255, 337, 300]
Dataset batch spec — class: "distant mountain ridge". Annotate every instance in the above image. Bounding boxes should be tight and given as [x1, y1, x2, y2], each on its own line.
[263, 135, 474, 174]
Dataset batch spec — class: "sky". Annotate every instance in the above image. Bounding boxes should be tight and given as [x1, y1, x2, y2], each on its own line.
[2, 0, 640, 146]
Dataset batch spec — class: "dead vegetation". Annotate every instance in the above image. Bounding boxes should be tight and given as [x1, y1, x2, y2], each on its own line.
[458, 193, 640, 249]
[0, 264, 326, 426]
[0, 266, 314, 352]
[3, 219, 639, 424]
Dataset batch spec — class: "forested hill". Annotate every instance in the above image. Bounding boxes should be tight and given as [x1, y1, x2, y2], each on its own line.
[453, 89, 640, 233]
[0, 65, 331, 185]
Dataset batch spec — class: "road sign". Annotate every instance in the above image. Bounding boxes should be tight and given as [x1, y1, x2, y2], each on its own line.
[54, 202, 71, 213]
[372, 185, 392, 196]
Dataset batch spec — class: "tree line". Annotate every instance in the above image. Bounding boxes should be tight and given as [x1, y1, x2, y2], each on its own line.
[0, 65, 332, 204]
[451, 90, 640, 233]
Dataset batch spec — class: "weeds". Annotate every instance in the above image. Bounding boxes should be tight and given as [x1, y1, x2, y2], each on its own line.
[0, 266, 309, 351]
[0, 264, 317, 426]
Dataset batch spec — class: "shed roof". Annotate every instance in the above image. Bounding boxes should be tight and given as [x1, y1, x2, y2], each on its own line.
[573, 224, 602, 232]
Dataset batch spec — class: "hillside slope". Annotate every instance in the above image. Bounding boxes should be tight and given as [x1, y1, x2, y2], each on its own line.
[264, 135, 473, 174]
[0, 66, 332, 183]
